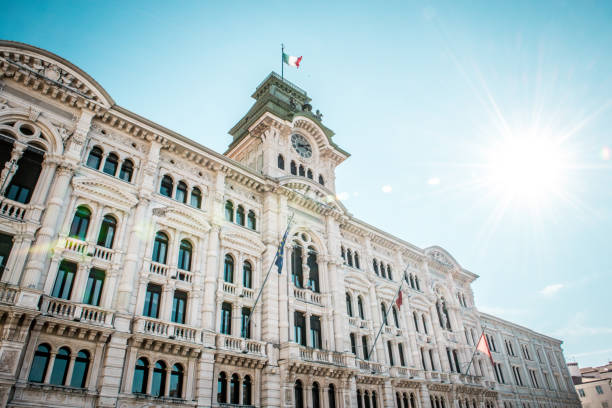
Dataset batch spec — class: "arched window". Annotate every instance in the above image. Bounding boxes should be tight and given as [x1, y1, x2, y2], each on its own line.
[225, 200, 234, 221]
[28, 343, 51, 383]
[5, 146, 44, 204]
[397, 393, 403, 408]
[364, 391, 371, 408]
[176, 181, 188, 203]
[70, 350, 90, 388]
[299, 164, 305, 177]
[236, 205, 245, 226]
[247, 210, 256, 230]
[50, 346, 70, 385]
[381, 303, 388, 325]
[178, 240, 192, 271]
[328, 383, 336, 408]
[372, 391, 378, 408]
[132, 358, 149, 393]
[393, 307, 400, 328]
[294, 380, 304, 408]
[346, 293, 353, 317]
[190, 187, 202, 208]
[290, 160, 297, 175]
[341, 246, 346, 261]
[86, 146, 103, 169]
[415, 276, 421, 290]
[312, 381, 321, 408]
[373, 259, 379, 275]
[103, 153, 119, 176]
[358, 297, 365, 319]
[169, 364, 183, 398]
[410, 393, 417, 408]
[404, 393, 410, 408]
[230, 373, 240, 404]
[69, 206, 91, 240]
[97, 214, 117, 248]
[380, 261, 386, 278]
[243, 375, 252, 405]
[387, 265, 393, 280]
[152, 232, 169, 264]
[243, 261, 252, 288]
[119, 159, 133, 182]
[224, 254, 234, 283]
[278, 154, 285, 169]
[357, 390, 363, 408]
[217, 372, 228, 403]
[160, 175, 173, 197]
[355, 252, 360, 269]
[307, 169, 313, 179]
[347, 249, 353, 267]
[151, 361, 166, 397]
[291, 245, 303, 288]
[318, 174, 324, 185]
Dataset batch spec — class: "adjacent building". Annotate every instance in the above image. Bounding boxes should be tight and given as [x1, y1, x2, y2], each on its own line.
[0, 40, 580, 408]
[568, 362, 612, 408]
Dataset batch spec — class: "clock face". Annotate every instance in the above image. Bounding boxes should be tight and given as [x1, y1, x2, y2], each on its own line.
[291, 134, 312, 158]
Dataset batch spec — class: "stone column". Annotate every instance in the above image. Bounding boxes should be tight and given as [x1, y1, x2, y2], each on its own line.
[202, 224, 220, 330]
[261, 191, 281, 343]
[195, 351, 215, 407]
[96, 333, 128, 407]
[420, 384, 432, 408]
[20, 163, 75, 299]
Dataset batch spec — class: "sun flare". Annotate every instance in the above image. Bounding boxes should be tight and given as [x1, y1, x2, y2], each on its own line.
[483, 132, 571, 206]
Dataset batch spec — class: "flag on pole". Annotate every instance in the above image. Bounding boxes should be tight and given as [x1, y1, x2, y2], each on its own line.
[282, 52, 302, 68]
[396, 290, 403, 309]
[274, 229, 290, 274]
[476, 333, 494, 365]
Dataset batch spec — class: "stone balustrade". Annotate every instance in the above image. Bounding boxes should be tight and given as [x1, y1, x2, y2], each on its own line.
[40, 296, 113, 326]
[0, 197, 27, 221]
[134, 316, 203, 344]
[293, 287, 323, 305]
[215, 334, 267, 357]
[0, 283, 19, 305]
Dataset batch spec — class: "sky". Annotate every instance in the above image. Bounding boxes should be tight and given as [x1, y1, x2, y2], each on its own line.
[2, 1, 611, 368]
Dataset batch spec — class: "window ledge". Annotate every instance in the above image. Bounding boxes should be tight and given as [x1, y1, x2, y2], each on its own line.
[82, 165, 134, 185]
[26, 382, 90, 394]
[154, 192, 206, 213]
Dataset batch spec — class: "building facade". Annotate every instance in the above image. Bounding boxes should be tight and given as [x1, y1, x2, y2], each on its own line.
[0, 40, 580, 408]
[568, 361, 612, 408]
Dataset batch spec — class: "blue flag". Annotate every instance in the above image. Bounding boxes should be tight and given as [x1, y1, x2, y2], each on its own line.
[275, 229, 289, 274]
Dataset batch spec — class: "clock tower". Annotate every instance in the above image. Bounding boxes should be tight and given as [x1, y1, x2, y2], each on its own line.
[225, 72, 349, 194]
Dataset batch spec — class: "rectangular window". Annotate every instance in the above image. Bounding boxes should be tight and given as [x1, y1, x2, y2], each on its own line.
[310, 315, 322, 349]
[398, 343, 406, 367]
[51, 261, 77, 299]
[446, 347, 454, 372]
[241, 307, 251, 338]
[362, 337, 370, 361]
[453, 350, 461, 374]
[171, 291, 187, 324]
[0, 233, 13, 280]
[596, 385, 604, 395]
[83, 268, 105, 306]
[420, 348, 427, 370]
[294, 311, 306, 346]
[143, 284, 162, 318]
[350, 333, 357, 355]
[387, 341, 395, 366]
[429, 349, 435, 371]
[220, 302, 232, 335]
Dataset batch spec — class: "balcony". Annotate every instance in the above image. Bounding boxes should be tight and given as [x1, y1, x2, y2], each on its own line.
[0, 197, 28, 221]
[62, 236, 116, 263]
[133, 316, 203, 344]
[149, 260, 169, 277]
[223, 282, 237, 295]
[240, 287, 254, 299]
[0, 283, 19, 305]
[356, 359, 386, 374]
[293, 287, 323, 305]
[390, 366, 423, 379]
[215, 334, 267, 357]
[384, 325, 403, 337]
[298, 346, 349, 366]
[40, 296, 113, 327]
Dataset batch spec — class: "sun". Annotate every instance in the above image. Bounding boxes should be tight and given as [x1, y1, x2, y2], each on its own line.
[483, 130, 571, 208]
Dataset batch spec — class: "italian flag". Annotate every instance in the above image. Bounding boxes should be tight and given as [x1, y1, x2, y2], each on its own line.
[283, 52, 302, 68]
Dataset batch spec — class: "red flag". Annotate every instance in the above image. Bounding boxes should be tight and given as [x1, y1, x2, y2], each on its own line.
[476, 333, 494, 365]
[396, 290, 403, 309]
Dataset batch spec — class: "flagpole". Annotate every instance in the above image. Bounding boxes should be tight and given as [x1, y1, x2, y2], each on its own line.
[281, 43, 284, 81]
[241, 213, 294, 342]
[366, 269, 407, 363]
[465, 326, 487, 376]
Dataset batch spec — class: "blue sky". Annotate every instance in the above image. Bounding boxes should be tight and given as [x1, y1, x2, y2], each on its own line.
[2, 1, 611, 367]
